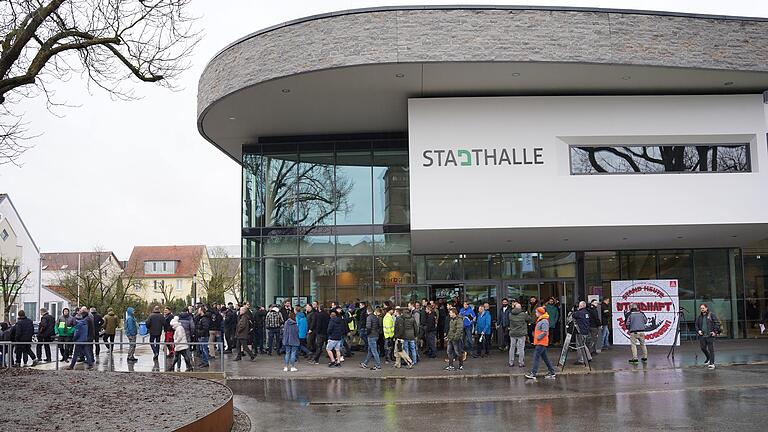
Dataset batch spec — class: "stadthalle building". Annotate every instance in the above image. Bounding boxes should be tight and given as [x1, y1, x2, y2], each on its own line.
[198, 6, 768, 339]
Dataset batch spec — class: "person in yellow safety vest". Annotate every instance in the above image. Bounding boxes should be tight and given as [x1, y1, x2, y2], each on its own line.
[383, 308, 395, 362]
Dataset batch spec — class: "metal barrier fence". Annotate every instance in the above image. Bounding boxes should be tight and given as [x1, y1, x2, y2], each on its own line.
[0, 340, 226, 373]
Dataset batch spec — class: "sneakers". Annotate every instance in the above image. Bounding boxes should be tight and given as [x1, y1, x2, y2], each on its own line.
[328, 362, 335, 368]
[233, 357, 242, 362]
[371, 366, 380, 371]
[290, 367, 298, 372]
[519, 363, 525, 368]
[641, 358, 647, 362]
[545, 373, 557, 379]
[445, 365, 455, 371]
[524, 373, 536, 379]
[458, 365, 464, 371]
[339, 356, 345, 362]
[283, 366, 288, 372]
[629, 359, 639, 364]
[708, 364, 716, 369]
[360, 363, 368, 369]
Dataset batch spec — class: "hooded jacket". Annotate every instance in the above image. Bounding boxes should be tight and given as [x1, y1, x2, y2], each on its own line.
[55, 311, 76, 337]
[146, 310, 166, 336]
[296, 312, 308, 339]
[572, 308, 591, 335]
[236, 313, 251, 339]
[224, 308, 238, 331]
[447, 315, 463, 341]
[72, 316, 90, 343]
[313, 310, 330, 336]
[508, 308, 532, 337]
[624, 310, 648, 333]
[124, 308, 138, 337]
[394, 310, 418, 340]
[103, 309, 119, 335]
[179, 311, 195, 342]
[38, 312, 56, 339]
[545, 303, 560, 329]
[13, 316, 34, 342]
[327, 315, 346, 341]
[282, 318, 300, 347]
[365, 313, 381, 337]
[533, 312, 550, 346]
[171, 317, 188, 351]
[265, 309, 283, 329]
[196, 311, 212, 337]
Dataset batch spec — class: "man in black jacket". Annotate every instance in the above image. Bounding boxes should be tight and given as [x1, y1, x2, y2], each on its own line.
[305, 304, 316, 354]
[423, 305, 437, 358]
[196, 307, 212, 367]
[90, 307, 104, 356]
[600, 297, 612, 349]
[145, 306, 165, 360]
[311, 306, 330, 364]
[36, 308, 55, 362]
[695, 303, 721, 369]
[587, 300, 602, 354]
[224, 304, 237, 354]
[12, 310, 37, 366]
[252, 306, 267, 354]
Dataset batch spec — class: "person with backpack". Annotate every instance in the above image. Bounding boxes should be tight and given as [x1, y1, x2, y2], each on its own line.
[695, 303, 721, 369]
[124, 307, 138, 362]
[265, 306, 284, 355]
[624, 303, 648, 364]
[524, 307, 557, 380]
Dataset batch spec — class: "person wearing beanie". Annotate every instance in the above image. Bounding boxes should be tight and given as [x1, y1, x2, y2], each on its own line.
[525, 306, 556, 380]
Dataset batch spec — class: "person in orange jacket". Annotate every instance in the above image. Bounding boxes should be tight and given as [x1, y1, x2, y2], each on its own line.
[525, 307, 557, 380]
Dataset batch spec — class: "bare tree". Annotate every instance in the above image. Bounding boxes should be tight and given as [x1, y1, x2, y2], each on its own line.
[56, 250, 138, 315]
[571, 145, 749, 174]
[0, 254, 30, 321]
[0, 0, 199, 166]
[199, 247, 240, 305]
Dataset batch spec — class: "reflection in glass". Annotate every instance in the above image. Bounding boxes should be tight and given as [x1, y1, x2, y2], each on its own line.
[263, 150, 298, 226]
[426, 255, 461, 280]
[571, 144, 751, 174]
[336, 256, 373, 303]
[373, 234, 411, 255]
[264, 257, 297, 306]
[242, 238, 261, 260]
[263, 236, 298, 256]
[540, 253, 576, 278]
[336, 150, 372, 225]
[658, 251, 694, 299]
[373, 149, 410, 224]
[463, 254, 502, 280]
[375, 255, 413, 304]
[299, 257, 335, 306]
[502, 253, 539, 279]
[337, 235, 373, 256]
[242, 259, 263, 308]
[299, 236, 335, 256]
[694, 250, 730, 299]
[621, 251, 657, 279]
[584, 252, 618, 295]
[297, 150, 337, 227]
[242, 154, 265, 228]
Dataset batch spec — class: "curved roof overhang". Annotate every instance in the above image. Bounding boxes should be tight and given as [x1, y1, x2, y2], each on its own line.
[197, 6, 768, 163]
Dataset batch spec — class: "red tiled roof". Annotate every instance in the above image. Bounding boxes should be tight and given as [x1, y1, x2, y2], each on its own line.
[125, 245, 206, 278]
[44, 285, 77, 303]
[41, 252, 121, 271]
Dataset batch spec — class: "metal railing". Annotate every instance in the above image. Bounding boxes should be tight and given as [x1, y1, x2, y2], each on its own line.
[0, 340, 226, 373]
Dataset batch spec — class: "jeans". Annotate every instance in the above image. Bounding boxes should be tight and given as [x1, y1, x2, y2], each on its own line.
[127, 335, 137, 358]
[463, 326, 473, 353]
[36, 336, 52, 361]
[629, 331, 647, 360]
[404, 339, 417, 365]
[267, 328, 281, 353]
[530, 345, 555, 376]
[575, 334, 588, 362]
[700, 336, 715, 364]
[149, 334, 161, 356]
[425, 331, 437, 357]
[362, 336, 381, 368]
[253, 327, 264, 352]
[299, 338, 311, 356]
[198, 336, 210, 364]
[447, 340, 464, 367]
[600, 325, 611, 349]
[509, 336, 526, 366]
[284, 345, 298, 366]
[69, 344, 93, 368]
[103, 334, 116, 352]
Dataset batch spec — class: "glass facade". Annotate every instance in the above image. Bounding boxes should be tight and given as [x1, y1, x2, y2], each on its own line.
[570, 144, 751, 174]
[242, 134, 764, 338]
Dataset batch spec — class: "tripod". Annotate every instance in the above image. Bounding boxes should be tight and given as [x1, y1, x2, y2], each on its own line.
[667, 310, 686, 360]
[558, 321, 592, 372]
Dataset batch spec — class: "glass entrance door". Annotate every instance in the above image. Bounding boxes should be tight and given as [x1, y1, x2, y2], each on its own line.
[503, 280, 575, 346]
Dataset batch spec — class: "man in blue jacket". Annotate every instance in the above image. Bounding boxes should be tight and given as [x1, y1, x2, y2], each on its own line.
[572, 301, 591, 365]
[475, 305, 491, 357]
[459, 302, 476, 356]
[66, 313, 94, 370]
[124, 307, 138, 362]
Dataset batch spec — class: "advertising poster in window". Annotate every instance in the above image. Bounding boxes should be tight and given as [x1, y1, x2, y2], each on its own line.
[611, 279, 680, 346]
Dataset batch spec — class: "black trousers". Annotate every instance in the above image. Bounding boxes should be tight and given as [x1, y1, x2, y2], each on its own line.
[36, 336, 52, 361]
[700, 336, 715, 364]
[58, 336, 72, 359]
[103, 334, 115, 351]
[15, 344, 36, 364]
[253, 327, 264, 351]
[236, 338, 255, 358]
[313, 335, 327, 362]
[225, 329, 236, 351]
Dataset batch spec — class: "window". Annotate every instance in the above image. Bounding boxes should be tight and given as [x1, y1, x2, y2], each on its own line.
[23, 302, 37, 321]
[153, 280, 165, 292]
[570, 144, 751, 174]
[144, 261, 176, 274]
[176, 279, 182, 292]
[1, 229, 8, 241]
[134, 281, 142, 292]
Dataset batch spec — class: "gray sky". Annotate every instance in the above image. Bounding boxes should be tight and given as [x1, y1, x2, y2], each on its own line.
[1, 0, 766, 259]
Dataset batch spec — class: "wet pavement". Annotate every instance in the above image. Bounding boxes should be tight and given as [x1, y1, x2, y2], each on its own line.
[30, 339, 768, 379]
[231, 364, 768, 431]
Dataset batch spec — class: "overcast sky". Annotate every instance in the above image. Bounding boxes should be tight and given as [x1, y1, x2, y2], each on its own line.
[1, 0, 767, 259]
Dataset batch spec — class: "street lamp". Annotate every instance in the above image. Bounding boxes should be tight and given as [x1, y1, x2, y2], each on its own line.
[192, 273, 197, 306]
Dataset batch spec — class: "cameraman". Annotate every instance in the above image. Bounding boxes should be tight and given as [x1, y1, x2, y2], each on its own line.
[624, 303, 648, 364]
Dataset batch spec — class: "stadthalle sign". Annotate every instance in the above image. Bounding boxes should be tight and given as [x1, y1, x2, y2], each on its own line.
[421, 147, 544, 167]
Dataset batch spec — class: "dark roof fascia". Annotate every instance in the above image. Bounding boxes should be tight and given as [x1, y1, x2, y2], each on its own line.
[206, 5, 768, 67]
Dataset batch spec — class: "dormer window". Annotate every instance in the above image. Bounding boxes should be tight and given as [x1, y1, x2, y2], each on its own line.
[144, 260, 176, 275]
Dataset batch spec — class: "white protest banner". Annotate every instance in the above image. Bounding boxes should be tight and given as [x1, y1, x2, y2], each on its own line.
[611, 280, 680, 346]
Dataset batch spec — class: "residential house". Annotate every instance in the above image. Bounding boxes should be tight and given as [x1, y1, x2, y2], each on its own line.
[125, 245, 209, 305]
[41, 251, 123, 315]
[0, 194, 41, 322]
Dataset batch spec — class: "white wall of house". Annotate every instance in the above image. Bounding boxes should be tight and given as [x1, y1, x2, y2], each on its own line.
[0, 196, 40, 322]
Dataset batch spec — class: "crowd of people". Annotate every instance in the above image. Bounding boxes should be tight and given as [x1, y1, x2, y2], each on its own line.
[0, 297, 725, 376]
